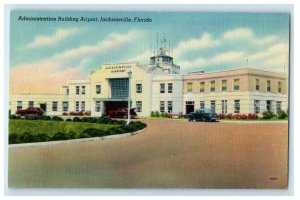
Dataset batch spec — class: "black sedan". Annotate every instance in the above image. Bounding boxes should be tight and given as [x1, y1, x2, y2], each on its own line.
[187, 108, 218, 122]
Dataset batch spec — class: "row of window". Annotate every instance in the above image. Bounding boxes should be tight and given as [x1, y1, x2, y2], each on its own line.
[75, 86, 86, 95]
[159, 101, 173, 113]
[16, 101, 85, 112]
[186, 79, 240, 93]
[160, 83, 173, 93]
[185, 100, 282, 114]
[186, 79, 282, 93]
[16, 100, 282, 114]
[94, 84, 143, 95]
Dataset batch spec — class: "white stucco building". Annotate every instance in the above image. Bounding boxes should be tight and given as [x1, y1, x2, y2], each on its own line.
[9, 39, 288, 117]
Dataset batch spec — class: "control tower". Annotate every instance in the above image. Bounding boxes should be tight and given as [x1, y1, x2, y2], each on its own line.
[149, 36, 180, 74]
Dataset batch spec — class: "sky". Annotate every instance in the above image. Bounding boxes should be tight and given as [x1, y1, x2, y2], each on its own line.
[9, 11, 290, 94]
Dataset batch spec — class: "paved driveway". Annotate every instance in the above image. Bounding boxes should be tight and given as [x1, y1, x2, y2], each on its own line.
[8, 120, 288, 188]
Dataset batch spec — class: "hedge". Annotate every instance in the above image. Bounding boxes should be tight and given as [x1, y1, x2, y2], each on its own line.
[9, 120, 147, 144]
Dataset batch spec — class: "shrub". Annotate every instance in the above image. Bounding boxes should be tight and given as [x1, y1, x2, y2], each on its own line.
[19, 132, 35, 143]
[108, 127, 125, 135]
[9, 133, 20, 144]
[226, 113, 232, 119]
[24, 116, 39, 120]
[69, 111, 84, 116]
[178, 112, 183, 118]
[240, 114, 248, 120]
[62, 112, 68, 116]
[51, 132, 69, 140]
[150, 111, 155, 117]
[67, 131, 76, 139]
[65, 118, 72, 122]
[73, 117, 82, 122]
[233, 114, 240, 119]
[9, 115, 21, 120]
[83, 111, 91, 116]
[35, 133, 51, 142]
[81, 128, 107, 137]
[247, 113, 258, 119]
[160, 112, 168, 118]
[217, 113, 224, 119]
[41, 116, 52, 120]
[262, 111, 274, 119]
[277, 110, 287, 119]
[51, 116, 64, 121]
[154, 111, 160, 117]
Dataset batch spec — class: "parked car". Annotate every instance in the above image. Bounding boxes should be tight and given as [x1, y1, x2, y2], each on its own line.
[106, 108, 137, 119]
[15, 107, 44, 117]
[187, 108, 218, 122]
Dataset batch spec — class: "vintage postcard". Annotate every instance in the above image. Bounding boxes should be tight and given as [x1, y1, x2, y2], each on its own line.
[8, 10, 289, 189]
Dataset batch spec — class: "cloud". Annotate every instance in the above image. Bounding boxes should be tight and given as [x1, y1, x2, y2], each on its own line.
[174, 27, 287, 72]
[174, 33, 220, 58]
[11, 30, 142, 94]
[178, 51, 244, 69]
[223, 28, 254, 40]
[27, 28, 81, 49]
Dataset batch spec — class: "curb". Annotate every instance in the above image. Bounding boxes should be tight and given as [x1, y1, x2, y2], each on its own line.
[9, 128, 147, 149]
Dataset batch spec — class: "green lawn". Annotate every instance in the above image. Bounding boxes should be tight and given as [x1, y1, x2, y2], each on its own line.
[9, 119, 118, 136]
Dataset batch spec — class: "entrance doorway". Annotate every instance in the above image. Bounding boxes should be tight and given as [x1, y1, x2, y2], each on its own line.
[104, 101, 128, 115]
[185, 101, 195, 114]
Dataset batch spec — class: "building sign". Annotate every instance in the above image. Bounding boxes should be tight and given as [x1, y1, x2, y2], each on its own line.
[104, 65, 132, 73]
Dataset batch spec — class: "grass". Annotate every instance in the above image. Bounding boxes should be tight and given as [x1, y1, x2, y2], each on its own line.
[9, 119, 118, 136]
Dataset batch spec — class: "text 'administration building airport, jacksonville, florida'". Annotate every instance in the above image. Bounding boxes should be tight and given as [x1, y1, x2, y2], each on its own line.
[10, 38, 288, 117]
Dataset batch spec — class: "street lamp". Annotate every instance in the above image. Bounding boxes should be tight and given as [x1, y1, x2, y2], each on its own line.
[127, 70, 132, 125]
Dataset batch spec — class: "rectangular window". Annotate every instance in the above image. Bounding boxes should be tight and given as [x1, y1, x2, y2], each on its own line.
[266, 100, 272, 112]
[267, 80, 271, 92]
[168, 83, 173, 93]
[187, 82, 193, 93]
[278, 82, 282, 93]
[210, 100, 216, 113]
[210, 81, 215, 92]
[200, 82, 205, 93]
[96, 85, 101, 94]
[234, 100, 240, 113]
[160, 101, 165, 113]
[160, 83, 165, 93]
[66, 88, 69, 95]
[256, 79, 260, 91]
[81, 101, 85, 112]
[136, 84, 142, 93]
[95, 100, 101, 112]
[222, 100, 227, 114]
[63, 101, 69, 112]
[76, 101, 80, 111]
[276, 101, 282, 112]
[234, 79, 240, 91]
[28, 101, 34, 108]
[136, 101, 142, 112]
[81, 86, 86, 94]
[200, 101, 205, 109]
[254, 100, 260, 114]
[222, 80, 227, 91]
[167, 101, 173, 113]
[17, 101, 22, 109]
[52, 101, 58, 111]
[76, 86, 80, 95]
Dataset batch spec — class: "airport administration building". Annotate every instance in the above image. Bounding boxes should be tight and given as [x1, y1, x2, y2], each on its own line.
[9, 44, 288, 117]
